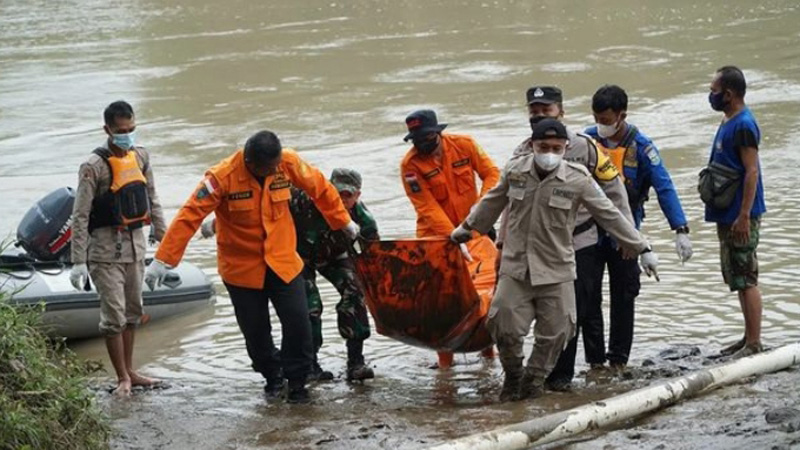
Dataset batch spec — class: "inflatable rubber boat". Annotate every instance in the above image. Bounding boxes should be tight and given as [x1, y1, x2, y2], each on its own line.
[0, 187, 215, 339]
[0, 250, 215, 340]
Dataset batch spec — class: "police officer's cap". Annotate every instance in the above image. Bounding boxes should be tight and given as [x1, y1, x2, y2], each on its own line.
[526, 86, 563, 105]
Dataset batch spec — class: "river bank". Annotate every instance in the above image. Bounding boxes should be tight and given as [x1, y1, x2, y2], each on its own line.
[92, 339, 800, 450]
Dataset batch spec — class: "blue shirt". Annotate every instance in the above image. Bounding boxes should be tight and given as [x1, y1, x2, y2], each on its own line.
[585, 125, 687, 230]
[704, 107, 766, 224]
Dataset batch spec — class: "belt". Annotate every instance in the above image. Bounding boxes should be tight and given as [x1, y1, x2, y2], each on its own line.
[573, 218, 595, 236]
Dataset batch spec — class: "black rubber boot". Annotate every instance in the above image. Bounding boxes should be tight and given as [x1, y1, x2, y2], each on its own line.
[307, 354, 334, 382]
[499, 357, 524, 402]
[286, 378, 311, 404]
[345, 339, 374, 381]
[264, 377, 285, 398]
[520, 367, 546, 399]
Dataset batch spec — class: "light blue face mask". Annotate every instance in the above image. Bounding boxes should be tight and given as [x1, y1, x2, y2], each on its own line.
[111, 130, 136, 150]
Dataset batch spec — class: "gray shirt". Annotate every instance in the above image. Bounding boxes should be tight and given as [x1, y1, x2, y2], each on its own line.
[71, 143, 166, 264]
[466, 154, 647, 287]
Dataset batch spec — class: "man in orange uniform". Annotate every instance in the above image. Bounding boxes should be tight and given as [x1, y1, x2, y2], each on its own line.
[146, 130, 357, 404]
[400, 109, 501, 369]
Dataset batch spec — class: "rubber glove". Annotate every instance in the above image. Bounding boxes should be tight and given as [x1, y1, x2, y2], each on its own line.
[640, 250, 659, 281]
[675, 233, 693, 263]
[450, 224, 472, 244]
[70, 263, 89, 291]
[144, 260, 169, 291]
[200, 219, 216, 239]
[343, 221, 360, 240]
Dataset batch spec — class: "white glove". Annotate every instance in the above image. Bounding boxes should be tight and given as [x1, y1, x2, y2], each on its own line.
[144, 260, 170, 291]
[459, 243, 474, 262]
[200, 220, 216, 239]
[70, 263, 89, 291]
[675, 233, 693, 263]
[343, 221, 360, 240]
[450, 224, 472, 244]
[640, 250, 659, 281]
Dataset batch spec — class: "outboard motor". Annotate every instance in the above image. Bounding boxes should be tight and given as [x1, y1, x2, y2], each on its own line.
[16, 187, 75, 262]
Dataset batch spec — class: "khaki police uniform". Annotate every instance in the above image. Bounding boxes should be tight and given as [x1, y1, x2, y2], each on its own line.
[465, 154, 647, 378]
[498, 127, 635, 382]
[71, 142, 166, 335]
[499, 128, 633, 248]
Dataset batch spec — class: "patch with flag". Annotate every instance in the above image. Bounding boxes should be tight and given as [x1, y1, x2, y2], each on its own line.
[195, 176, 219, 200]
[404, 172, 421, 193]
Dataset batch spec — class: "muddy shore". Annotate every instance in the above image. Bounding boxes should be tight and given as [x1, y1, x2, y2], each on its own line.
[97, 343, 800, 450]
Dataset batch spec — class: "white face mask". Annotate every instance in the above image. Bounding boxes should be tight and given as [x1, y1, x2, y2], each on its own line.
[534, 151, 563, 172]
[596, 122, 619, 139]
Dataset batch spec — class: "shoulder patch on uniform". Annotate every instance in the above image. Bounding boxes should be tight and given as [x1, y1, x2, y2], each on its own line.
[595, 158, 620, 182]
[423, 168, 441, 179]
[644, 145, 661, 166]
[196, 176, 219, 200]
[404, 172, 421, 193]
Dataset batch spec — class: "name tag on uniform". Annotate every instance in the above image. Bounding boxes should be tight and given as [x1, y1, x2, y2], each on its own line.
[228, 190, 253, 200]
[551, 188, 576, 200]
[452, 158, 470, 168]
[423, 168, 441, 180]
[269, 180, 291, 190]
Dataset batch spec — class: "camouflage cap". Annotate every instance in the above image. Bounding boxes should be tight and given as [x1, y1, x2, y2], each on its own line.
[330, 168, 362, 193]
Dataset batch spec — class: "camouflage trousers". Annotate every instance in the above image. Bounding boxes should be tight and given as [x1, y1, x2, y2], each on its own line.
[303, 257, 371, 353]
[717, 218, 761, 292]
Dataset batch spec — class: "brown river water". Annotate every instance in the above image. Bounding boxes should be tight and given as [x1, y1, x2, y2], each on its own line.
[2, 0, 800, 448]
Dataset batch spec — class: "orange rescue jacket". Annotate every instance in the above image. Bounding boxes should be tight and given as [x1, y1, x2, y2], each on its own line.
[400, 133, 500, 238]
[155, 149, 351, 289]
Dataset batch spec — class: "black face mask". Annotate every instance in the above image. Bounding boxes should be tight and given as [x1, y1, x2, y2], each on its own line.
[414, 136, 439, 155]
[529, 115, 549, 131]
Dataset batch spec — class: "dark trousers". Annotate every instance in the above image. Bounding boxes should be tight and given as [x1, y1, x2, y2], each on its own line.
[546, 245, 606, 383]
[599, 239, 641, 365]
[224, 268, 312, 383]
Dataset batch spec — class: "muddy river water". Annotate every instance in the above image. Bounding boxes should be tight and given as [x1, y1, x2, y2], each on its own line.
[2, 0, 800, 448]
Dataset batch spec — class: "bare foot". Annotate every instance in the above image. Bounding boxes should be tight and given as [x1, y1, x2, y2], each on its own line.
[112, 378, 132, 397]
[129, 371, 162, 387]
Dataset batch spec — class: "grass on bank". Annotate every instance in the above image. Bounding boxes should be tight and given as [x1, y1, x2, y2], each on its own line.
[0, 288, 109, 450]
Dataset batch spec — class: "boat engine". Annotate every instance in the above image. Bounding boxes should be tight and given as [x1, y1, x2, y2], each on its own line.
[16, 187, 75, 262]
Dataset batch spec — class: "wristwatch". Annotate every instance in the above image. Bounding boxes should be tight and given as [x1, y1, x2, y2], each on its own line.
[675, 226, 690, 234]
